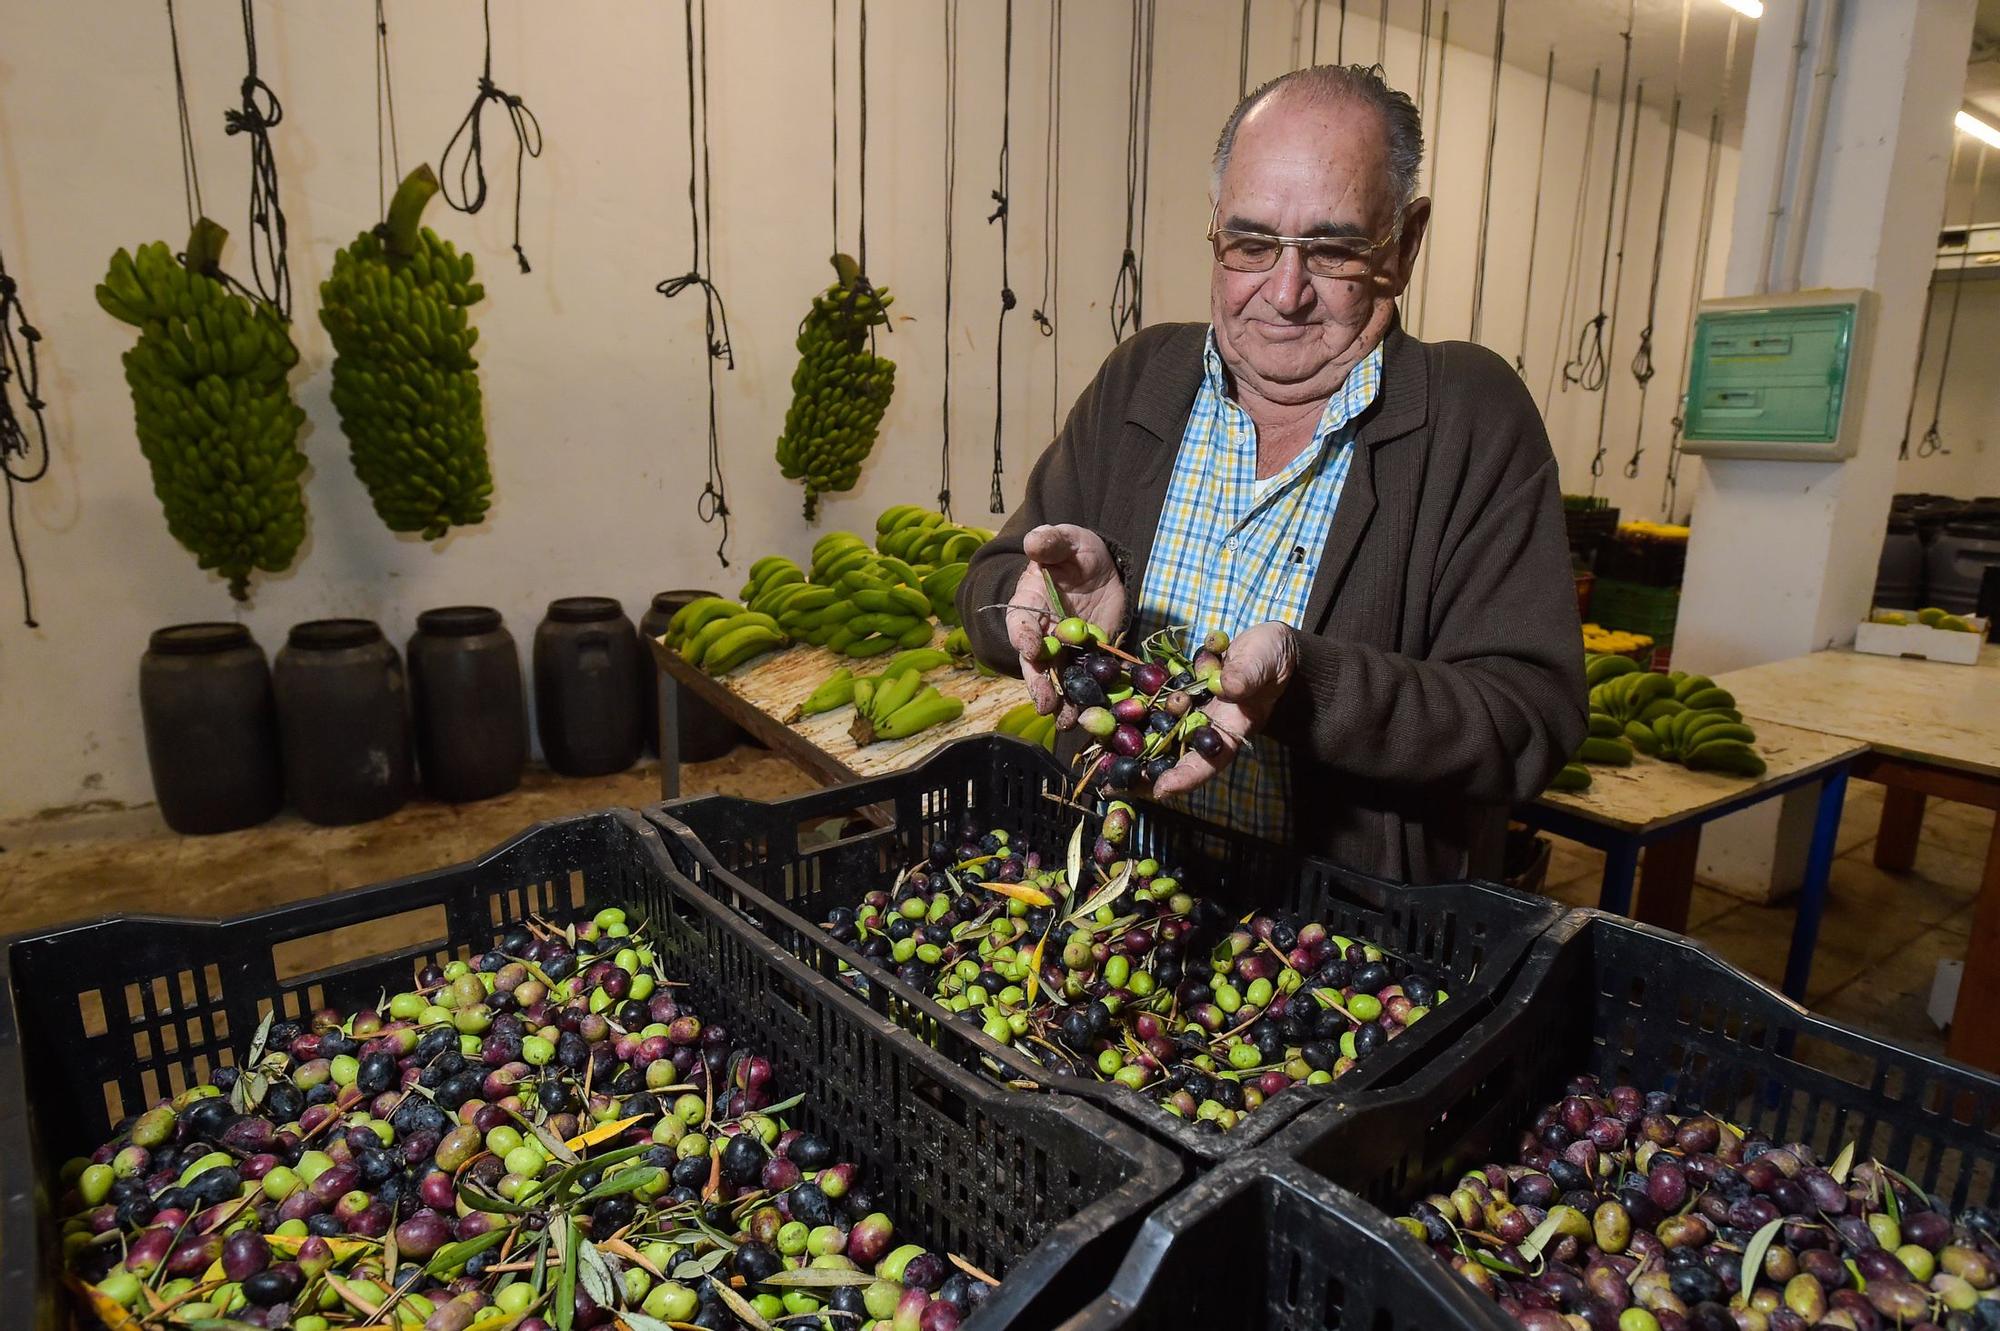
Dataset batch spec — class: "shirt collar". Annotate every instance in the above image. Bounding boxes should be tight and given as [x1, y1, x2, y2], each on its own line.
[1202, 328, 1385, 450]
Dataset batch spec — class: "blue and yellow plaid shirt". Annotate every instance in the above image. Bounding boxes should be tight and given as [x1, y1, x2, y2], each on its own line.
[1133, 330, 1382, 840]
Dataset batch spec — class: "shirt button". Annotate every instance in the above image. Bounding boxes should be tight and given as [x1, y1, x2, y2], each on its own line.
[1223, 537, 1237, 551]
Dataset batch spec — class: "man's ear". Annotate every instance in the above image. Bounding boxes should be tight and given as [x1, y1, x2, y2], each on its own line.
[1386, 198, 1431, 296]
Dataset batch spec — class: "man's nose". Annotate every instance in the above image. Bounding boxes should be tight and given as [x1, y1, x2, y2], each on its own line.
[1263, 246, 1315, 316]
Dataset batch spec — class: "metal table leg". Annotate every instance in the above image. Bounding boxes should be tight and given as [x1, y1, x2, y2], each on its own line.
[1598, 840, 1641, 917]
[658, 669, 682, 801]
[1782, 765, 1850, 1001]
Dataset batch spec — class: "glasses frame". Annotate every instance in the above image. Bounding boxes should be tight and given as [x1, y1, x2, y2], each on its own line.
[1205, 204, 1406, 279]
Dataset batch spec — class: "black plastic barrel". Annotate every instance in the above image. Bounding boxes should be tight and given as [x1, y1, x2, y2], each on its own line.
[407, 607, 527, 803]
[639, 589, 744, 762]
[273, 619, 413, 825]
[138, 623, 283, 835]
[1873, 513, 1926, 609]
[534, 597, 643, 777]
[1927, 518, 2000, 615]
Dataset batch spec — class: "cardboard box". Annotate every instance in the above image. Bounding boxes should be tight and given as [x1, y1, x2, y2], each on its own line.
[1854, 613, 1990, 665]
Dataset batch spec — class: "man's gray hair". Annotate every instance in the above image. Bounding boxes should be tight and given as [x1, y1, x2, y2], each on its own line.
[1211, 64, 1425, 210]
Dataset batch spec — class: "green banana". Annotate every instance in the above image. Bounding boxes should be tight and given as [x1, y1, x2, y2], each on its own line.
[320, 167, 491, 540]
[996, 701, 1041, 736]
[880, 647, 952, 678]
[872, 686, 965, 741]
[790, 667, 856, 721]
[776, 254, 896, 519]
[1684, 739, 1767, 777]
[98, 221, 307, 600]
[867, 667, 923, 724]
[668, 597, 744, 646]
[686, 611, 780, 667]
[1671, 672, 1714, 701]
[1587, 712, 1623, 740]
[1585, 653, 1641, 687]
[1577, 737, 1635, 766]
[703, 623, 787, 675]
[1681, 687, 1737, 712]
[1548, 763, 1593, 792]
[1624, 721, 1659, 755]
[1638, 697, 1685, 724]
[851, 676, 876, 718]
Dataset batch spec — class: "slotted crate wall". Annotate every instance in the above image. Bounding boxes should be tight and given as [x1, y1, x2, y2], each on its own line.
[1273, 909, 2000, 1216]
[649, 735, 1562, 1161]
[1053, 1153, 1514, 1330]
[0, 811, 1178, 1331]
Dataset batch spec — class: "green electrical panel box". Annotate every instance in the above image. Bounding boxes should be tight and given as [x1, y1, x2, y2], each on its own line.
[1680, 288, 1874, 461]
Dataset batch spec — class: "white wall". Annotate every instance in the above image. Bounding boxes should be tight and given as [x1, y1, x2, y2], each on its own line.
[1893, 279, 2000, 499]
[0, 0, 1735, 821]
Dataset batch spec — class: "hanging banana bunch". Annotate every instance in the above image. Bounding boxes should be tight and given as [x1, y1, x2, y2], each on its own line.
[96, 220, 308, 601]
[776, 253, 895, 520]
[320, 165, 493, 540]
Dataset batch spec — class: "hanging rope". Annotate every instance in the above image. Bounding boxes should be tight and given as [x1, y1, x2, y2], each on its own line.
[938, 0, 961, 519]
[1239, 0, 1253, 98]
[1337, 0, 1347, 63]
[167, 0, 205, 233]
[831, 0, 841, 254]
[224, 0, 290, 317]
[1624, 94, 1680, 480]
[988, 0, 1018, 513]
[1414, 5, 1448, 338]
[1467, 0, 1506, 344]
[0, 243, 48, 628]
[373, 0, 404, 224]
[1310, 0, 1320, 64]
[859, 0, 873, 282]
[1110, 0, 1155, 342]
[1663, 12, 1736, 520]
[1544, 67, 1600, 412]
[657, 0, 735, 566]
[439, 0, 544, 274]
[1376, 0, 1387, 69]
[1565, 0, 1635, 394]
[1513, 50, 1555, 375]
[1035, 0, 1064, 443]
[1919, 142, 1988, 459]
[1587, 82, 1645, 493]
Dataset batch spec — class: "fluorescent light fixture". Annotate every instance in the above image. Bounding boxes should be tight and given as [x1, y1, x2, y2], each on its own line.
[1957, 109, 2000, 151]
[1718, 0, 1763, 18]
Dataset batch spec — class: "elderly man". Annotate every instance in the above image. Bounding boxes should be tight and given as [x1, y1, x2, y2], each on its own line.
[957, 64, 1585, 883]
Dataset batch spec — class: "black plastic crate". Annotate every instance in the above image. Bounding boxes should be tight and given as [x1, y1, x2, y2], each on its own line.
[0, 810, 1179, 1331]
[645, 735, 1563, 1162]
[1271, 909, 2000, 1219]
[1054, 1152, 1513, 1329]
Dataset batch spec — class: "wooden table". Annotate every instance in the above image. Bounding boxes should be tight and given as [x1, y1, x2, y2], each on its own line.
[1515, 719, 1864, 1000]
[651, 634, 1037, 796]
[1715, 645, 2000, 1068]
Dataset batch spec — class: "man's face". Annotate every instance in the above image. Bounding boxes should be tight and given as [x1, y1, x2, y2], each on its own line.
[1209, 93, 1428, 407]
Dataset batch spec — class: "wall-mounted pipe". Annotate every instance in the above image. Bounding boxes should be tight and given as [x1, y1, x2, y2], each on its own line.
[1755, 0, 1813, 294]
[1780, 0, 1842, 292]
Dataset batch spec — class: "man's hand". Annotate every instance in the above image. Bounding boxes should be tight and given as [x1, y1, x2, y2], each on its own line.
[1006, 524, 1127, 716]
[1150, 621, 1298, 798]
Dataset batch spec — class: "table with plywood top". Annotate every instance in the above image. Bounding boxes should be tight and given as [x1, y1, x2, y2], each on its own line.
[1514, 718, 1864, 1001]
[650, 634, 1039, 796]
[1713, 644, 2000, 1069]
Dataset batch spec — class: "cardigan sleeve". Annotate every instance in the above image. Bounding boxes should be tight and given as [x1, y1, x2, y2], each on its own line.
[1267, 365, 1588, 804]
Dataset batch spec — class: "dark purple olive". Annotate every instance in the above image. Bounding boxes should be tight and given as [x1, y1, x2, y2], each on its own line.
[1799, 1249, 1849, 1289]
[1648, 1161, 1689, 1212]
[1800, 1168, 1847, 1215]
[395, 1208, 452, 1259]
[1855, 1248, 1911, 1283]
[1675, 1117, 1721, 1154]
[1902, 1208, 1950, 1251]
[242, 1262, 303, 1307]
[221, 1230, 271, 1281]
[1187, 725, 1228, 760]
[1084, 652, 1124, 686]
[1131, 662, 1168, 696]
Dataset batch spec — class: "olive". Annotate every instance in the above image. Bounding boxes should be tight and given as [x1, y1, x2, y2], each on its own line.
[1669, 1265, 1724, 1307]
[242, 1263, 303, 1306]
[592, 1196, 636, 1235]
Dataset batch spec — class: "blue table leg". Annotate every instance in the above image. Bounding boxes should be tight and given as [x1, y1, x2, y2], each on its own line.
[1598, 840, 1641, 917]
[1782, 765, 1851, 1001]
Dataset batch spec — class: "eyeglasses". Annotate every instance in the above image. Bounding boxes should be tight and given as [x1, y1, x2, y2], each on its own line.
[1207, 209, 1403, 279]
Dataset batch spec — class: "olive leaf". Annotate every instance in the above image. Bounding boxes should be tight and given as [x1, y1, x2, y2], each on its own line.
[1066, 820, 1085, 896]
[759, 1268, 880, 1287]
[1473, 1249, 1525, 1276]
[1024, 932, 1049, 1008]
[619, 1315, 677, 1331]
[758, 1092, 806, 1117]
[713, 1279, 776, 1331]
[1515, 1209, 1566, 1265]
[425, 1223, 513, 1277]
[1063, 861, 1133, 927]
[1042, 567, 1069, 619]
[576, 1166, 663, 1206]
[1877, 1163, 1935, 1211]
[1829, 1140, 1857, 1184]
[576, 1237, 620, 1310]
[1882, 1170, 1900, 1225]
[1736, 1216, 1785, 1307]
[552, 1215, 579, 1331]
[458, 1185, 530, 1216]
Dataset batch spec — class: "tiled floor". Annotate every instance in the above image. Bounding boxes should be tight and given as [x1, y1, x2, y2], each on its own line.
[1537, 779, 1987, 1057]
[2, 752, 1984, 1058]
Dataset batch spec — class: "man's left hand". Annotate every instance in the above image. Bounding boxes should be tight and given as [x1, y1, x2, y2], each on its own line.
[1150, 621, 1299, 798]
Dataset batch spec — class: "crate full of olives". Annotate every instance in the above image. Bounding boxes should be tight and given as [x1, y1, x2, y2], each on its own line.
[0, 811, 1179, 1331]
[648, 736, 1564, 1162]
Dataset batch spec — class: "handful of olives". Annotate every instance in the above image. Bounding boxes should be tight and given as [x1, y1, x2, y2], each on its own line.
[60, 908, 994, 1330]
[1399, 1074, 2000, 1331]
[821, 813, 1444, 1134]
[1033, 616, 1234, 794]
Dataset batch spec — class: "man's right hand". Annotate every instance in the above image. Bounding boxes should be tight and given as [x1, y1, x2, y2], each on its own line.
[1006, 524, 1128, 716]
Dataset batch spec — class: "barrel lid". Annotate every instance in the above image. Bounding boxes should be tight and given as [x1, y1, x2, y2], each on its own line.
[650, 589, 718, 615]
[416, 606, 503, 636]
[287, 618, 385, 650]
[547, 596, 624, 624]
[148, 622, 254, 655]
